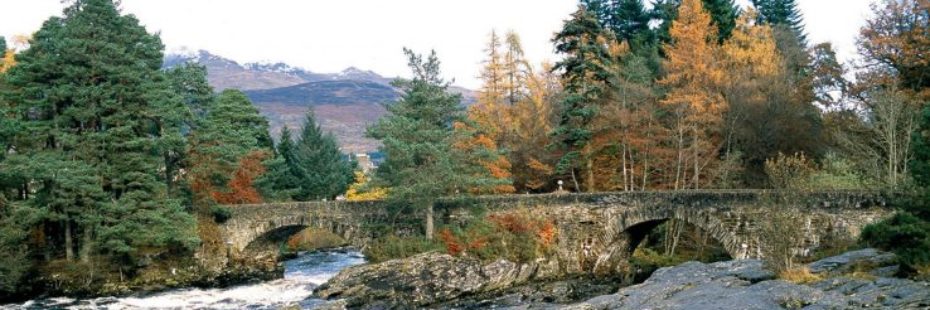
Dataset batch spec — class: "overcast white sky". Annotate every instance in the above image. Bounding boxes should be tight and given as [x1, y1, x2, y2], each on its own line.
[2, 0, 876, 89]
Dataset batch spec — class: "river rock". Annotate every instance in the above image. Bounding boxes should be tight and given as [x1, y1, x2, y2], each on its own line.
[553, 251, 930, 310]
[808, 248, 897, 275]
[314, 252, 560, 308]
[553, 260, 852, 310]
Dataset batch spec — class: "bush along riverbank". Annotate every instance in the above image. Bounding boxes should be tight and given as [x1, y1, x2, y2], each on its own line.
[314, 248, 930, 309]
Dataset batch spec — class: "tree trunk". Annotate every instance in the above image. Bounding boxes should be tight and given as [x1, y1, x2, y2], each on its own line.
[571, 169, 580, 192]
[425, 204, 435, 240]
[586, 158, 595, 192]
[675, 121, 684, 190]
[64, 220, 74, 261]
[80, 225, 93, 263]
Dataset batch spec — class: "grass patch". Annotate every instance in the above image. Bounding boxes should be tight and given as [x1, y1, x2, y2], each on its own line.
[778, 267, 822, 284]
[285, 228, 348, 252]
[363, 235, 444, 263]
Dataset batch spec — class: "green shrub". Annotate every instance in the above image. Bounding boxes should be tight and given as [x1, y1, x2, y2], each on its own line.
[439, 208, 557, 263]
[861, 212, 930, 273]
[363, 235, 444, 263]
[210, 205, 231, 223]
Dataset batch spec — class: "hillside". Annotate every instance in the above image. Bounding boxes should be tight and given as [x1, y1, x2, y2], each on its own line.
[164, 49, 475, 153]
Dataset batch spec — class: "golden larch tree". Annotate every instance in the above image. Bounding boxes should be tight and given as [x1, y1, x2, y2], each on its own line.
[658, 0, 726, 189]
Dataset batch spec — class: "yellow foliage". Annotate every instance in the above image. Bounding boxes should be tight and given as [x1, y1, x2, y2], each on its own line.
[658, 0, 726, 189]
[0, 49, 14, 73]
[345, 171, 387, 201]
[722, 9, 783, 79]
[778, 267, 823, 284]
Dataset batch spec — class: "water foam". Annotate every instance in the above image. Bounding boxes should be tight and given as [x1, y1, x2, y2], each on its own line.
[2, 250, 365, 310]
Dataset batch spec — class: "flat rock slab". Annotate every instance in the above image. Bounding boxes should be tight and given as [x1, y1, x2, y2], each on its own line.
[809, 248, 897, 274]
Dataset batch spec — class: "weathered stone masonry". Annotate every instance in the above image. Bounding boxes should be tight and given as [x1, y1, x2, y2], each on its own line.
[220, 191, 893, 274]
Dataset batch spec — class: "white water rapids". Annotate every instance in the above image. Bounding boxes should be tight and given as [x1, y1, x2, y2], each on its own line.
[2, 250, 365, 310]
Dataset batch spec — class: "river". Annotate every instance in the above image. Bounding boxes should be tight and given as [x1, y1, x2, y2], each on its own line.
[1, 250, 365, 310]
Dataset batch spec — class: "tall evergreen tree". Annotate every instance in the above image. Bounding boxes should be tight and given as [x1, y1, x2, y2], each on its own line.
[2, 0, 198, 263]
[368, 49, 492, 239]
[609, 0, 652, 42]
[552, 6, 614, 191]
[751, 0, 807, 45]
[703, 0, 741, 43]
[652, 0, 740, 45]
[167, 63, 214, 122]
[293, 111, 353, 201]
[256, 127, 304, 201]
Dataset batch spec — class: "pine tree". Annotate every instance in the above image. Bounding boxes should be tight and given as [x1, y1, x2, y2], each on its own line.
[2, 0, 198, 263]
[368, 49, 494, 239]
[751, 0, 807, 44]
[0, 36, 8, 73]
[658, 0, 726, 189]
[189, 89, 273, 207]
[167, 63, 214, 121]
[552, 6, 614, 192]
[653, 0, 740, 45]
[609, 0, 653, 43]
[703, 0, 741, 43]
[256, 126, 304, 201]
[293, 111, 353, 201]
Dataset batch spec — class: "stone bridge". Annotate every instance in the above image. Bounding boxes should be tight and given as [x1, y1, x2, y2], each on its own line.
[219, 191, 892, 272]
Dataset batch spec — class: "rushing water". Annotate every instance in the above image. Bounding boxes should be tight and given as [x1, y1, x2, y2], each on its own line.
[2, 250, 366, 310]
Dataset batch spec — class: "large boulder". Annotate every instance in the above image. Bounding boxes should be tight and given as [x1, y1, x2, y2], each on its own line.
[808, 248, 897, 275]
[558, 250, 930, 310]
[314, 252, 561, 308]
[560, 260, 850, 310]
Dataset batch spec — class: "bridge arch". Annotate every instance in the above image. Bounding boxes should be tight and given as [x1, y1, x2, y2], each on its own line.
[616, 207, 747, 260]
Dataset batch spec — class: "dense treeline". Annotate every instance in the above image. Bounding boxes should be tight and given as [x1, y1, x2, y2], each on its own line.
[459, 0, 926, 195]
[0, 0, 354, 298]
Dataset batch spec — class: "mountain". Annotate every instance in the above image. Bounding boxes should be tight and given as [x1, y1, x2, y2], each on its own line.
[164, 49, 476, 154]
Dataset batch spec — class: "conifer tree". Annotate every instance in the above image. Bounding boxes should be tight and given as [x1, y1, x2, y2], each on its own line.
[609, 0, 653, 43]
[510, 63, 561, 192]
[368, 49, 494, 239]
[658, 0, 726, 189]
[703, 0, 741, 42]
[0, 37, 7, 73]
[653, 0, 741, 45]
[293, 111, 353, 201]
[2, 0, 198, 263]
[751, 0, 807, 44]
[256, 127, 304, 201]
[189, 89, 272, 206]
[552, 6, 614, 192]
[503, 31, 530, 106]
[471, 31, 507, 140]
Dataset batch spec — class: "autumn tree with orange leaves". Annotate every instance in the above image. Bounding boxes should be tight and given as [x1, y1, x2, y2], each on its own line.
[658, 0, 726, 190]
[189, 89, 274, 209]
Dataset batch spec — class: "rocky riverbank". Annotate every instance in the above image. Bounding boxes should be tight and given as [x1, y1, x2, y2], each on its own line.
[2, 257, 282, 304]
[314, 249, 930, 309]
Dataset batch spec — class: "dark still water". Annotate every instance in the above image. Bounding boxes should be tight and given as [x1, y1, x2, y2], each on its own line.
[2, 250, 365, 310]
